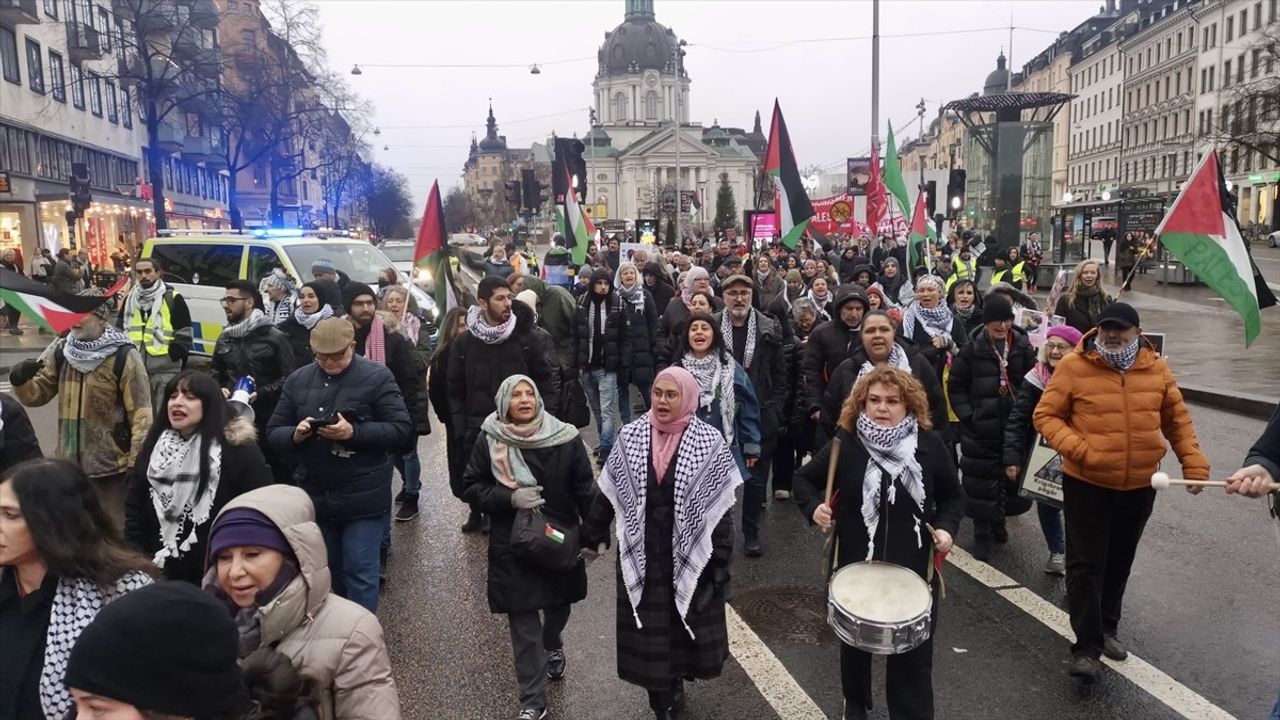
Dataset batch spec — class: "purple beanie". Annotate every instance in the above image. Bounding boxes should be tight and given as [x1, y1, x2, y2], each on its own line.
[1047, 325, 1083, 347]
[207, 508, 292, 561]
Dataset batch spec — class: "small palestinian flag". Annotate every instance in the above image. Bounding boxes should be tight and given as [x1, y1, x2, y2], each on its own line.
[544, 523, 566, 544]
[763, 99, 814, 249]
[0, 268, 126, 334]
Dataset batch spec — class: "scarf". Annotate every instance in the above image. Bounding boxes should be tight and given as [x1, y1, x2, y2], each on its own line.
[585, 294, 609, 367]
[264, 294, 295, 326]
[146, 429, 223, 567]
[400, 312, 421, 345]
[259, 272, 296, 326]
[1075, 284, 1107, 324]
[204, 561, 300, 658]
[1025, 361, 1053, 391]
[681, 351, 737, 446]
[598, 416, 742, 638]
[364, 314, 387, 365]
[40, 572, 154, 720]
[855, 413, 925, 561]
[952, 304, 977, 323]
[807, 286, 832, 309]
[466, 304, 516, 345]
[721, 308, 758, 370]
[62, 327, 134, 373]
[221, 308, 273, 340]
[856, 342, 912, 384]
[649, 367, 699, 480]
[617, 279, 645, 311]
[1097, 336, 1140, 373]
[124, 279, 168, 343]
[292, 303, 334, 330]
[784, 269, 805, 301]
[903, 302, 954, 340]
[480, 374, 579, 489]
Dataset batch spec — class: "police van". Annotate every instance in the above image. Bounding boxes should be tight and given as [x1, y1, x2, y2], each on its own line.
[141, 229, 437, 356]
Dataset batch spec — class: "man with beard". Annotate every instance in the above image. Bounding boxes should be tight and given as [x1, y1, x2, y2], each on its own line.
[1034, 302, 1208, 682]
[210, 279, 296, 484]
[572, 269, 630, 462]
[802, 285, 869, 430]
[717, 274, 789, 556]
[10, 289, 151, 523]
[118, 257, 192, 411]
[448, 276, 555, 532]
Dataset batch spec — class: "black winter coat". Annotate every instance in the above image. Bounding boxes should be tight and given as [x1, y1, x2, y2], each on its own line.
[657, 295, 725, 367]
[645, 276, 675, 317]
[125, 416, 272, 584]
[528, 325, 564, 405]
[267, 355, 412, 522]
[211, 323, 297, 429]
[783, 322, 818, 447]
[0, 393, 41, 474]
[447, 301, 555, 444]
[717, 309, 790, 447]
[619, 290, 659, 386]
[1002, 371, 1047, 470]
[802, 318, 863, 415]
[817, 340, 949, 447]
[1054, 292, 1113, 335]
[794, 428, 964, 576]
[899, 313, 968, 382]
[461, 437, 596, 614]
[947, 325, 1035, 484]
[355, 323, 430, 443]
[278, 316, 315, 364]
[572, 291, 630, 373]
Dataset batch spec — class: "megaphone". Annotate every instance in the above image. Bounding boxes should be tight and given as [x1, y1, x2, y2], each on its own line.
[228, 376, 256, 422]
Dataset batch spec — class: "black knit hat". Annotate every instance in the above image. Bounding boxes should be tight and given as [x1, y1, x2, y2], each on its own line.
[341, 281, 377, 314]
[65, 582, 250, 717]
[981, 293, 1015, 322]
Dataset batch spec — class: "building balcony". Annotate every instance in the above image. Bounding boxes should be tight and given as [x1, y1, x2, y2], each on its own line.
[110, 0, 134, 20]
[157, 123, 185, 154]
[136, 5, 176, 34]
[0, 0, 40, 25]
[66, 22, 103, 65]
[182, 0, 218, 30]
[181, 135, 218, 164]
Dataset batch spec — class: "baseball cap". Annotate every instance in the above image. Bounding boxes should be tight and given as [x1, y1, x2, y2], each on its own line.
[721, 274, 754, 290]
[309, 317, 354, 354]
[1097, 302, 1140, 329]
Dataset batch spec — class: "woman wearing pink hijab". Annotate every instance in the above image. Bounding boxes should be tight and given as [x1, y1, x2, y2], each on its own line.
[581, 367, 744, 720]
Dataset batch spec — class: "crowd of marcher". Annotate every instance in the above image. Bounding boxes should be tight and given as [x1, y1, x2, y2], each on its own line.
[1, 230, 1277, 720]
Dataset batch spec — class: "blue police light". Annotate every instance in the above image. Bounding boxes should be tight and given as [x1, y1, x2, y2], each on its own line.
[251, 228, 306, 239]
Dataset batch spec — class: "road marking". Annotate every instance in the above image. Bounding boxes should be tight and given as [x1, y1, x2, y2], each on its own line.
[0, 381, 10, 394]
[944, 548, 1235, 719]
[725, 604, 826, 720]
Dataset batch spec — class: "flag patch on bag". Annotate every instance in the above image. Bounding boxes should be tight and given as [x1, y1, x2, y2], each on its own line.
[544, 524, 565, 544]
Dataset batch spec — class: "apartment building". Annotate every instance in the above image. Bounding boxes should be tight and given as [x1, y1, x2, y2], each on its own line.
[1067, 13, 1135, 204]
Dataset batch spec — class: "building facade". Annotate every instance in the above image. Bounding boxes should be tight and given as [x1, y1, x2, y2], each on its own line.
[1067, 13, 1133, 204]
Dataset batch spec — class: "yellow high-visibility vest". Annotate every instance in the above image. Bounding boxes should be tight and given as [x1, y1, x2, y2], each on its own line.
[127, 291, 176, 357]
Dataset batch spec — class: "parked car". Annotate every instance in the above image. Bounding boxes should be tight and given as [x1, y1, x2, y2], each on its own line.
[1268, 230, 1279, 248]
[450, 233, 488, 247]
[379, 241, 433, 287]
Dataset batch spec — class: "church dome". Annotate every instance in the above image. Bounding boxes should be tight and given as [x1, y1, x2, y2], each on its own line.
[598, 0, 682, 77]
[984, 52, 1010, 95]
[477, 102, 508, 153]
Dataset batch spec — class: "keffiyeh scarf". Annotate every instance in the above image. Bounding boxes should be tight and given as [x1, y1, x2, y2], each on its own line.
[856, 342, 912, 384]
[293, 303, 334, 330]
[146, 429, 223, 567]
[62, 327, 134, 373]
[365, 314, 388, 365]
[598, 417, 743, 638]
[902, 302, 954, 341]
[856, 413, 925, 561]
[259, 272, 297, 325]
[466, 304, 516, 345]
[1097, 336, 1140, 373]
[720, 308, 758, 370]
[681, 352, 737, 445]
[221, 308, 273, 340]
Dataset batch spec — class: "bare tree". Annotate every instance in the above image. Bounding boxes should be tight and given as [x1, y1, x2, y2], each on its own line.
[444, 186, 479, 233]
[1213, 26, 1280, 168]
[365, 165, 414, 239]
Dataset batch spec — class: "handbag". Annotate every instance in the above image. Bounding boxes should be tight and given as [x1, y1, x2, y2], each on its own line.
[510, 507, 581, 572]
[558, 371, 591, 428]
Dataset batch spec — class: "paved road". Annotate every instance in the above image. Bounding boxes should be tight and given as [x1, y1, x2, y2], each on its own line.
[9, 397, 1275, 719]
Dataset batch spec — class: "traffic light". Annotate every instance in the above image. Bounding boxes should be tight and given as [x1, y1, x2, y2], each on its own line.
[553, 137, 587, 199]
[521, 169, 541, 211]
[924, 180, 937, 218]
[70, 162, 92, 216]
[946, 169, 966, 216]
[503, 180, 522, 207]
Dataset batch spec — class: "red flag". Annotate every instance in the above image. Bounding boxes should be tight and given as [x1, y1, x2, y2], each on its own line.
[413, 180, 445, 267]
[865, 141, 887, 234]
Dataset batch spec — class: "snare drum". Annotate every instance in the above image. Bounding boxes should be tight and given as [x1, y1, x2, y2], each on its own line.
[827, 561, 933, 655]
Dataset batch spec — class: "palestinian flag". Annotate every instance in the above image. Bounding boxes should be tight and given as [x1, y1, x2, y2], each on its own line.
[413, 180, 458, 313]
[865, 140, 888, 234]
[557, 165, 594, 266]
[908, 187, 930, 271]
[763, 100, 814, 249]
[884, 123, 935, 239]
[0, 268, 126, 334]
[1155, 151, 1276, 346]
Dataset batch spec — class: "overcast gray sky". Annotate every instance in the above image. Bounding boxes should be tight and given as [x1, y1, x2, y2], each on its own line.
[315, 0, 1103, 206]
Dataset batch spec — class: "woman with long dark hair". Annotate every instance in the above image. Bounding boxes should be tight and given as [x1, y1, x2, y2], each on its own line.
[0, 459, 156, 720]
[429, 306, 482, 532]
[125, 369, 272, 584]
[673, 313, 762, 473]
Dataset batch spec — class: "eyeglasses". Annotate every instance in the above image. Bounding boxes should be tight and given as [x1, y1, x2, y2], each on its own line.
[724, 290, 751, 299]
[219, 296, 250, 305]
[1045, 342, 1073, 353]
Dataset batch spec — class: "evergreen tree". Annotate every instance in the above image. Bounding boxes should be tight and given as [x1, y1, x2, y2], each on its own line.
[714, 172, 737, 233]
[665, 216, 678, 246]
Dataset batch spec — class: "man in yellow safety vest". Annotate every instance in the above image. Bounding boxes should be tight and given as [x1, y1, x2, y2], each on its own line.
[117, 257, 193, 410]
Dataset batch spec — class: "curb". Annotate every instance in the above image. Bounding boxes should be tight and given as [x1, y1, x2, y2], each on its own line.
[1180, 384, 1277, 420]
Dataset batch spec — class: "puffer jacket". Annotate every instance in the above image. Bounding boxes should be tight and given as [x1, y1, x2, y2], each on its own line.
[12, 340, 151, 478]
[947, 324, 1036, 481]
[211, 321, 297, 429]
[618, 288, 659, 386]
[802, 318, 863, 416]
[817, 339, 949, 448]
[715, 308, 789, 448]
[205, 486, 400, 720]
[266, 355, 412, 522]
[125, 415, 272, 584]
[1033, 331, 1209, 491]
[572, 291, 630, 373]
[0, 392, 41, 474]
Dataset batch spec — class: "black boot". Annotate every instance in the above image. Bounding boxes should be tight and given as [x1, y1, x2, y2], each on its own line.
[460, 508, 483, 533]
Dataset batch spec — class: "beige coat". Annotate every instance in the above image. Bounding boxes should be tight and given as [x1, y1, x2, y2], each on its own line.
[209, 485, 401, 720]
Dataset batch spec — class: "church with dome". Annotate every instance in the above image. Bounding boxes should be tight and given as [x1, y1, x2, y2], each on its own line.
[583, 0, 763, 230]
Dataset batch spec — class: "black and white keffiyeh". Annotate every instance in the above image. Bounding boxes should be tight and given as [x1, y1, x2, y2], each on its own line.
[220, 308, 273, 340]
[62, 327, 134, 373]
[40, 572, 153, 719]
[145, 429, 223, 567]
[720, 308, 757, 370]
[855, 342, 912, 384]
[855, 413, 925, 561]
[466, 304, 516, 344]
[680, 352, 737, 445]
[293, 303, 334, 330]
[1097, 336, 1140, 373]
[598, 416, 743, 638]
[123, 279, 168, 342]
[902, 300, 954, 341]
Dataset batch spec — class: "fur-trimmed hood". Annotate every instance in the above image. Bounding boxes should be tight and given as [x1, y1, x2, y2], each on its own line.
[223, 413, 258, 446]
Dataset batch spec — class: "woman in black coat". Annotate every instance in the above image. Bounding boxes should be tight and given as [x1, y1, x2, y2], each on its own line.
[0, 392, 41, 474]
[794, 366, 964, 720]
[278, 278, 344, 361]
[642, 261, 675, 315]
[428, 306, 481, 531]
[616, 262, 659, 424]
[946, 279, 984, 339]
[125, 370, 272, 584]
[460, 374, 596, 720]
[898, 275, 968, 383]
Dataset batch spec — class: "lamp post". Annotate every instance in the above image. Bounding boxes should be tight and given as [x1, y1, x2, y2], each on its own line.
[672, 39, 687, 245]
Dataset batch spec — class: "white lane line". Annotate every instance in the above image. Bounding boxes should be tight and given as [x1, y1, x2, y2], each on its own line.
[725, 604, 826, 720]
[0, 381, 11, 394]
[944, 549, 1235, 719]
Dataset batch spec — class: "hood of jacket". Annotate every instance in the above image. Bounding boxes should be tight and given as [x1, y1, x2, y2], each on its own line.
[223, 413, 257, 447]
[210, 485, 331, 645]
[512, 296, 537, 335]
[521, 274, 548, 299]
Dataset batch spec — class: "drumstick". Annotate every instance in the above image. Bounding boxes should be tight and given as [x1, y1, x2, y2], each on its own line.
[824, 436, 843, 506]
[1150, 472, 1279, 492]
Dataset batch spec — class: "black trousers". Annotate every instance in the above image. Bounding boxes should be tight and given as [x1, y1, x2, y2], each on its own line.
[771, 434, 808, 493]
[1062, 475, 1155, 659]
[742, 448, 772, 540]
[508, 605, 571, 711]
[840, 630, 935, 719]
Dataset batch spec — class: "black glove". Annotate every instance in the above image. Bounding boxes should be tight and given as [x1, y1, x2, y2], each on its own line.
[9, 358, 43, 387]
[168, 344, 188, 362]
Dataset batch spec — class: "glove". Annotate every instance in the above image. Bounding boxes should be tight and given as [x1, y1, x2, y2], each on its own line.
[9, 358, 42, 387]
[511, 486, 546, 510]
[168, 344, 189, 362]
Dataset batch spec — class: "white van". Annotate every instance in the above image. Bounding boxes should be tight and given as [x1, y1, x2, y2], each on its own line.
[141, 229, 437, 356]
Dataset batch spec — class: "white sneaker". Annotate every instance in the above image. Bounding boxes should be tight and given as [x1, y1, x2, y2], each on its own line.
[1044, 552, 1066, 576]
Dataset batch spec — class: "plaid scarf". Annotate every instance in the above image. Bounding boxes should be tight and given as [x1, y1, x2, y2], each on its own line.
[903, 302, 954, 341]
[293, 303, 334, 330]
[856, 342, 912, 384]
[145, 429, 222, 567]
[855, 413, 925, 561]
[1097, 336, 1140, 373]
[221, 308, 272, 340]
[365, 314, 387, 365]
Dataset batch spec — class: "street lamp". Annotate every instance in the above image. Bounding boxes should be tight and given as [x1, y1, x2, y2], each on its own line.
[1101, 190, 1112, 201]
[950, 196, 961, 210]
[1062, 191, 1074, 204]
[350, 64, 362, 76]
[529, 64, 541, 75]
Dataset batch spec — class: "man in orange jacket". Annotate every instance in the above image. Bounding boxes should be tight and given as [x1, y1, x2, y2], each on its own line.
[1033, 301, 1209, 683]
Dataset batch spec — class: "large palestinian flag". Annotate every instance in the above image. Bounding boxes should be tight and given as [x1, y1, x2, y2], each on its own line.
[413, 180, 459, 313]
[557, 163, 594, 266]
[0, 268, 125, 334]
[1155, 151, 1276, 346]
[763, 100, 814, 249]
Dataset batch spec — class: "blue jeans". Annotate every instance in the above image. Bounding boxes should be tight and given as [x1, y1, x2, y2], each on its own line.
[617, 377, 652, 424]
[320, 515, 385, 613]
[582, 369, 618, 455]
[1037, 501, 1065, 554]
[394, 450, 421, 496]
[1271, 690, 1280, 720]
